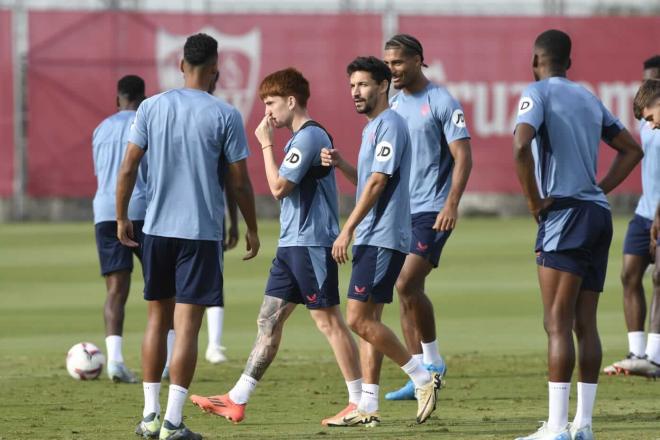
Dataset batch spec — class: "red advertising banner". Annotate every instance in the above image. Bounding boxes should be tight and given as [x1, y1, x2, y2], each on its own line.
[27, 13, 656, 197]
[27, 11, 382, 196]
[398, 16, 660, 193]
[0, 10, 13, 197]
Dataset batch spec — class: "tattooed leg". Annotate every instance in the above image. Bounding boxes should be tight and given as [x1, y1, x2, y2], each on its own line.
[243, 296, 297, 380]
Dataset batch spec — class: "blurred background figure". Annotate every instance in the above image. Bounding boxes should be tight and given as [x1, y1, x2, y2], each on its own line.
[92, 74, 147, 384]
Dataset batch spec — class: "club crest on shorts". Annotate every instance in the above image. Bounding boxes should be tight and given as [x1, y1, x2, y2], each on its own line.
[156, 26, 261, 120]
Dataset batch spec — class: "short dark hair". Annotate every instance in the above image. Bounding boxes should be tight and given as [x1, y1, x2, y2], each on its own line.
[384, 34, 428, 67]
[534, 29, 571, 66]
[117, 75, 145, 102]
[258, 68, 310, 108]
[346, 56, 392, 91]
[643, 55, 660, 70]
[633, 79, 660, 119]
[183, 33, 218, 66]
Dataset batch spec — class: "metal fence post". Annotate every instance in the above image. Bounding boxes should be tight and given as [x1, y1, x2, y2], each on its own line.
[12, 2, 28, 220]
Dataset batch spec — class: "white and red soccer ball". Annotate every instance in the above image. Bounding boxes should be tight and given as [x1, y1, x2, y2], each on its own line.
[66, 342, 105, 380]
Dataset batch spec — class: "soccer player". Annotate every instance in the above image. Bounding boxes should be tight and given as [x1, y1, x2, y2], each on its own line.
[623, 78, 660, 378]
[321, 56, 441, 426]
[116, 33, 260, 440]
[189, 68, 363, 426]
[381, 34, 473, 401]
[205, 70, 238, 364]
[512, 30, 642, 440]
[92, 74, 147, 384]
[160, 73, 238, 375]
[603, 60, 660, 378]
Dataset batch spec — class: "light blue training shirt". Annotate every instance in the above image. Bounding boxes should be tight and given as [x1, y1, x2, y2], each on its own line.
[390, 82, 470, 214]
[514, 76, 624, 210]
[128, 88, 249, 241]
[354, 109, 412, 253]
[93, 110, 147, 224]
[636, 119, 660, 220]
[277, 122, 340, 247]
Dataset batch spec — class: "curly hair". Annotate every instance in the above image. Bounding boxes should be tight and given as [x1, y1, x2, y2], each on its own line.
[183, 33, 218, 66]
[117, 75, 145, 103]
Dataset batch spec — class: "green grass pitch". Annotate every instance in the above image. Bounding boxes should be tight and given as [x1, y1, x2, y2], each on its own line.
[0, 218, 658, 439]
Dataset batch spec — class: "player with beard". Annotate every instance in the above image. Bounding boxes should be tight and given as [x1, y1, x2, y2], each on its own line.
[321, 56, 441, 426]
[381, 33, 473, 402]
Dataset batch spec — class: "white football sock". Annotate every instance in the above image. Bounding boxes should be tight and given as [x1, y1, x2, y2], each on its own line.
[627, 331, 646, 357]
[228, 374, 258, 405]
[572, 382, 597, 429]
[421, 340, 443, 366]
[646, 333, 660, 364]
[401, 356, 431, 388]
[357, 383, 379, 413]
[346, 378, 362, 405]
[143, 382, 161, 417]
[165, 330, 175, 368]
[163, 384, 188, 427]
[547, 382, 570, 432]
[105, 335, 123, 364]
[207, 306, 224, 348]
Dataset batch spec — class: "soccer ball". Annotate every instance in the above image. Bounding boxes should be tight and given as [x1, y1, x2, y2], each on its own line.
[66, 342, 105, 380]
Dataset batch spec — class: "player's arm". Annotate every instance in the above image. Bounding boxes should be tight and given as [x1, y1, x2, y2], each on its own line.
[226, 158, 260, 260]
[598, 128, 643, 195]
[332, 172, 389, 264]
[513, 88, 552, 221]
[223, 176, 239, 250]
[255, 115, 296, 200]
[321, 148, 358, 186]
[435, 138, 472, 231]
[513, 123, 551, 222]
[261, 146, 296, 200]
[116, 143, 145, 247]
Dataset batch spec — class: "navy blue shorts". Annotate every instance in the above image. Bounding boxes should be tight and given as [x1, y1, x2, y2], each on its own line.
[95, 221, 144, 276]
[535, 199, 613, 292]
[623, 214, 652, 257]
[348, 245, 407, 304]
[142, 234, 223, 306]
[409, 212, 452, 268]
[265, 246, 339, 309]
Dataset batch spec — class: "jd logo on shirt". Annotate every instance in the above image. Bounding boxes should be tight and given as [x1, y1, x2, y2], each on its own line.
[518, 97, 534, 115]
[283, 147, 303, 168]
[375, 141, 394, 162]
[452, 109, 466, 128]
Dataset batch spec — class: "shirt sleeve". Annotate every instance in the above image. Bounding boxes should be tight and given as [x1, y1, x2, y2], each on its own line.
[127, 102, 148, 150]
[279, 129, 321, 184]
[432, 91, 470, 143]
[514, 83, 544, 133]
[599, 101, 624, 142]
[222, 108, 250, 164]
[92, 124, 101, 176]
[370, 118, 405, 177]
